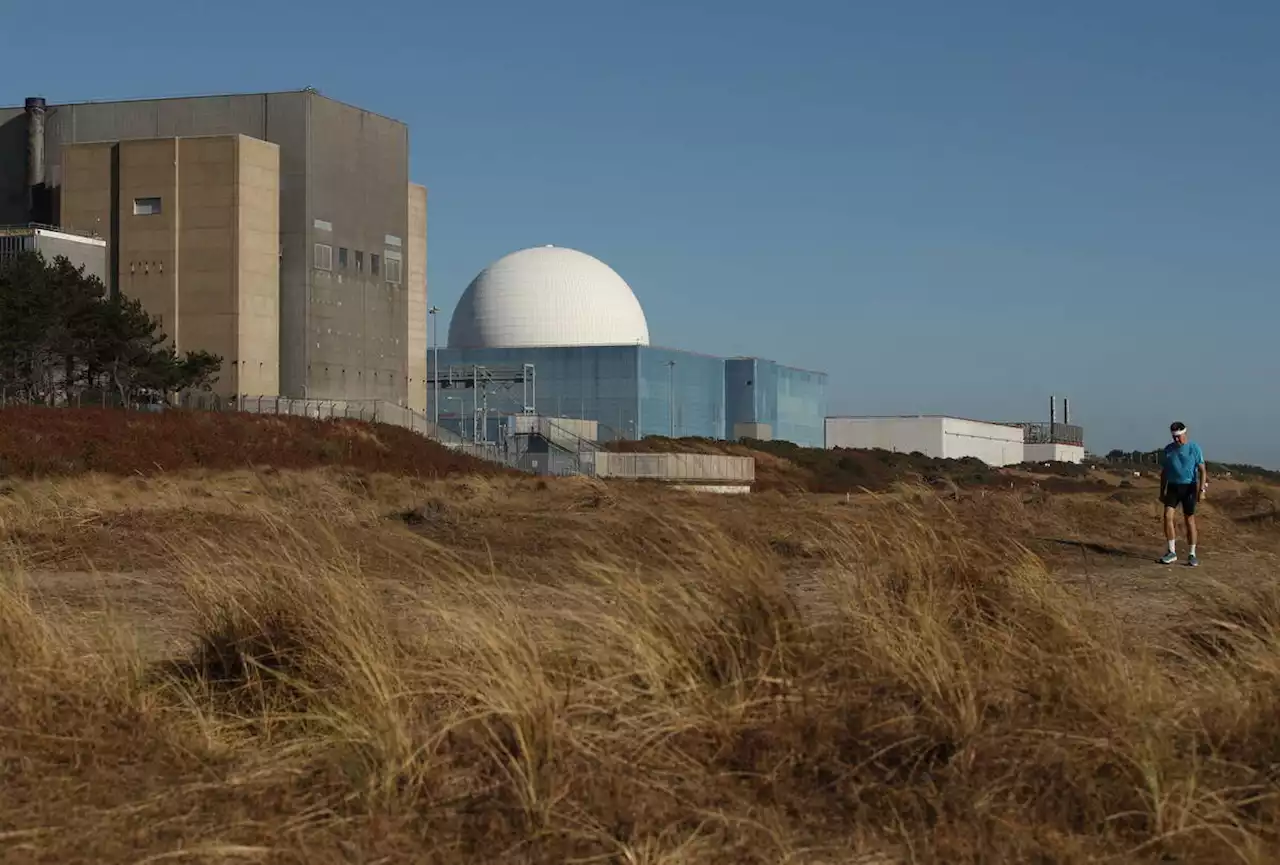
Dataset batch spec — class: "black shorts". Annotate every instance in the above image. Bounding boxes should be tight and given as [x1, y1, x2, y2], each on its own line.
[1162, 483, 1199, 515]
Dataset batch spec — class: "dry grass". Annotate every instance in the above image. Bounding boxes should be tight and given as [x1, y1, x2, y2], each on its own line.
[0, 406, 504, 478]
[1, 471, 1279, 863]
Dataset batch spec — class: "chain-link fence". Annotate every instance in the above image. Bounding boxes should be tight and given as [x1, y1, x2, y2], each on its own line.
[0, 390, 615, 478]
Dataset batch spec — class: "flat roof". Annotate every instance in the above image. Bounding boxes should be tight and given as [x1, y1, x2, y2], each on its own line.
[826, 414, 1023, 428]
[725, 356, 828, 377]
[7, 88, 406, 126]
[0, 224, 106, 245]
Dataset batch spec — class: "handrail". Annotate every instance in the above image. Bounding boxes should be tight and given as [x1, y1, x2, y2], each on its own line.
[513, 415, 604, 455]
[0, 222, 105, 240]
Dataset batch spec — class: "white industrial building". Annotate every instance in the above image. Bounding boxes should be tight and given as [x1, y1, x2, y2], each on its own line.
[824, 416, 1027, 467]
[1025, 442, 1086, 464]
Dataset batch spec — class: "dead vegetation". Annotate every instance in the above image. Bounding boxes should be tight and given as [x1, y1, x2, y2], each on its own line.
[0, 406, 503, 478]
[1, 470, 1279, 863]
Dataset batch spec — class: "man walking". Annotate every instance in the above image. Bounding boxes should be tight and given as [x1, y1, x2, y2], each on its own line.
[1159, 421, 1207, 566]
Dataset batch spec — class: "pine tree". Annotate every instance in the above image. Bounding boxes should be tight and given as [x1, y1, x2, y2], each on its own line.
[0, 250, 223, 406]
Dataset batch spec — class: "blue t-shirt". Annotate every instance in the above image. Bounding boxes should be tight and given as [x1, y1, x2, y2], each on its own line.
[1162, 441, 1204, 485]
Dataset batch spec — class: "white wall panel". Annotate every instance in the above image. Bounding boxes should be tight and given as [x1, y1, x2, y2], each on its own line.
[824, 417, 945, 456]
[940, 418, 1025, 467]
[826, 416, 1027, 467]
[1024, 443, 1086, 464]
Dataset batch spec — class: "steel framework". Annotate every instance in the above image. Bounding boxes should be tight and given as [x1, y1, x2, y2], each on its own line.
[426, 363, 537, 444]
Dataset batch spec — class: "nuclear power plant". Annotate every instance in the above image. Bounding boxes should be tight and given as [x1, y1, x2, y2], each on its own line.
[433, 245, 827, 446]
[0, 91, 427, 408]
[1, 88, 1084, 463]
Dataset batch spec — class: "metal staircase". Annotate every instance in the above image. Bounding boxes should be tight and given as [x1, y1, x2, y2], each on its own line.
[228, 394, 599, 476]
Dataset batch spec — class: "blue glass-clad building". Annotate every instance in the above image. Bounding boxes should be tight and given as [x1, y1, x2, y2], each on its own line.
[724, 358, 827, 447]
[433, 245, 827, 447]
[433, 345, 826, 447]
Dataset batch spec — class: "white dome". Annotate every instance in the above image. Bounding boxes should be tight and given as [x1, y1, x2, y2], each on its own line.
[448, 246, 650, 349]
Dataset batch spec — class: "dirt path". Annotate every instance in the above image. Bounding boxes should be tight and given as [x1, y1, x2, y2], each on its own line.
[19, 538, 1279, 662]
[1045, 542, 1279, 637]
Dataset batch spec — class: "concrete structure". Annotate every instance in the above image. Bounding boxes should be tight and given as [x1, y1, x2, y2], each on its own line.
[589, 451, 754, 488]
[510, 413, 598, 442]
[825, 416, 1026, 467]
[59, 135, 280, 397]
[0, 224, 107, 281]
[406, 184, 428, 412]
[1025, 442, 1086, 464]
[671, 484, 752, 495]
[435, 247, 827, 447]
[0, 90, 427, 405]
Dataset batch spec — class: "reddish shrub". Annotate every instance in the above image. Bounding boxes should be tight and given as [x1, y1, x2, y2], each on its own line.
[0, 407, 504, 479]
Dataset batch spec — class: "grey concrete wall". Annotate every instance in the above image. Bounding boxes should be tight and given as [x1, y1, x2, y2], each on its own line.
[264, 93, 310, 399]
[0, 91, 411, 402]
[305, 94, 409, 404]
[590, 452, 756, 483]
[0, 109, 29, 224]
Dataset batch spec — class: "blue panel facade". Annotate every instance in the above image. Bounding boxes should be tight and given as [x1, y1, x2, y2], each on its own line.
[637, 347, 725, 439]
[433, 345, 640, 441]
[775, 365, 827, 448]
[724, 358, 825, 447]
[431, 345, 822, 447]
[725, 358, 778, 438]
[724, 358, 758, 434]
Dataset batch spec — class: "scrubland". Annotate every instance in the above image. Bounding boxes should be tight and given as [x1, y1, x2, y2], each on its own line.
[1, 412, 1279, 863]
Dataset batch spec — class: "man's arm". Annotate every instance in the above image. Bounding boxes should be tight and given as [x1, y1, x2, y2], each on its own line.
[1197, 449, 1207, 499]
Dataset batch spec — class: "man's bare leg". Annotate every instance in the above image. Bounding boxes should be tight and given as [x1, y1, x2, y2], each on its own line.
[1186, 514, 1198, 565]
[1160, 506, 1179, 563]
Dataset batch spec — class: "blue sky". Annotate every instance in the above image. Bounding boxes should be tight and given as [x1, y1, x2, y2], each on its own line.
[4, 1, 1277, 463]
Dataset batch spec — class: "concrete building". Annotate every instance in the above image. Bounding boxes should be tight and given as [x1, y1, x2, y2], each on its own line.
[0, 91, 427, 408]
[59, 135, 280, 397]
[824, 416, 1027, 467]
[1025, 442, 1086, 464]
[0, 223, 107, 281]
[435, 245, 827, 446]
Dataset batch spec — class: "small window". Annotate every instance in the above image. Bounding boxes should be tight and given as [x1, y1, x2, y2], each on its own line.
[337, 247, 348, 269]
[133, 197, 162, 216]
[370, 253, 380, 276]
[313, 243, 333, 270]
[354, 250, 364, 272]
[384, 250, 402, 284]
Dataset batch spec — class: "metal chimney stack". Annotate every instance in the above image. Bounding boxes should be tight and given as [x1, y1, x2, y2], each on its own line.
[25, 97, 47, 223]
[1064, 398, 1070, 425]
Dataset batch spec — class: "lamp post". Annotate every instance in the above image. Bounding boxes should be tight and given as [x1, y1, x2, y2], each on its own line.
[665, 360, 676, 438]
[427, 305, 440, 427]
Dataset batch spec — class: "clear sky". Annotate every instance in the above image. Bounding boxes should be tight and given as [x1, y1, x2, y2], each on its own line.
[3, 1, 1277, 464]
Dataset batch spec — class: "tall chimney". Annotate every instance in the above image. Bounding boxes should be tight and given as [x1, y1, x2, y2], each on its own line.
[1063, 397, 1070, 425]
[1049, 394, 1056, 427]
[25, 97, 47, 224]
